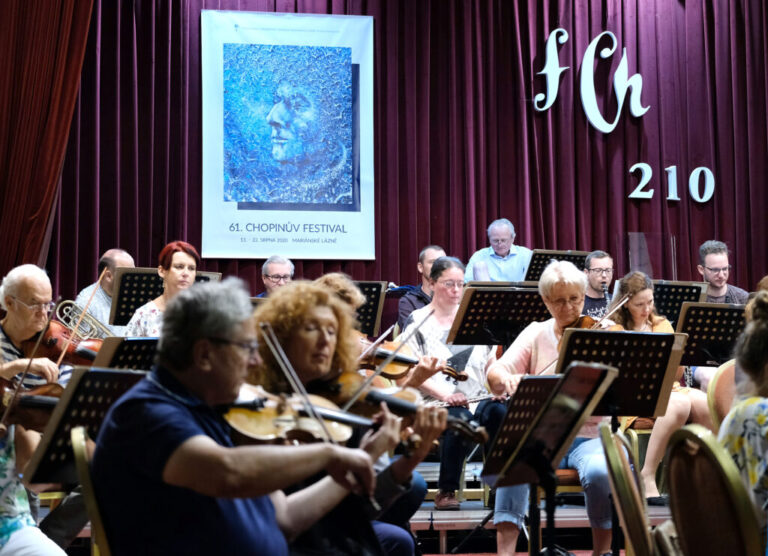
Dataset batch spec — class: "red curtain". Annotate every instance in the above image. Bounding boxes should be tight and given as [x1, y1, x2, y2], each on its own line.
[44, 0, 768, 297]
[0, 0, 94, 272]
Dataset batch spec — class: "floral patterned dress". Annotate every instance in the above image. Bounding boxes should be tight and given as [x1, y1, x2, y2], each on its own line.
[125, 300, 164, 337]
[718, 396, 768, 527]
[0, 426, 36, 547]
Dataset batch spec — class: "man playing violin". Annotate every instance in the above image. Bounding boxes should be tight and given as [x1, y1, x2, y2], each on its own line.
[0, 264, 59, 385]
[253, 280, 448, 555]
[93, 278, 380, 555]
[0, 264, 66, 554]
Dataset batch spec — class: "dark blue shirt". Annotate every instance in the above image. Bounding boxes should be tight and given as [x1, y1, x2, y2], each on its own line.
[92, 367, 288, 556]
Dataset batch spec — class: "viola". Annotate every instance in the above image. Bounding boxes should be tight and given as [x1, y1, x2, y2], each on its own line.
[21, 320, 102, 367]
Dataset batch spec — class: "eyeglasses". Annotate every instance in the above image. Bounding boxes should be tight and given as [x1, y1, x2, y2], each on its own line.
[12, 297, 55, 313]
[437, 280, 464, 290]
[587, 268, 614, 276]
[263, 274, 292, 283]
[208, 337, 260, 357]
[548, 295, 584, 309]
[490, 237, 513, 245]
[704, 265, 731, 274]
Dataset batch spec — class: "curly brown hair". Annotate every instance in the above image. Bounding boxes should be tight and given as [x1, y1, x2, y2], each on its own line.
[606, 271, 666, 330]
[251, 280, 358, 392]
[313, 272, 367, 310]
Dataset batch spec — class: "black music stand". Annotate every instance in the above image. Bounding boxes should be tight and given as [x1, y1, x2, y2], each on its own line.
[353, 281, 387, 337]
[554, 329, 685, 426]
[524, 250, 590, 282]
[446, 287, 550, 348]
[676, 302, 746, 366]
[482, 363, 617, 555]
[109, 267, 222, 326]
[24, 367, 147, 485]
[92, 337, 159, 370]
[651, 280, 707, 327]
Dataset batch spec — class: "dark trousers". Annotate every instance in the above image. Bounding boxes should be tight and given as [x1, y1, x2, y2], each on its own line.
[438, 399, 506, 492]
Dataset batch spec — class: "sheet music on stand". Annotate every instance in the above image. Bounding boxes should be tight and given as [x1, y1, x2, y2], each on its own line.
[353, 281, 387, 337]
[554, 329, 685, 418]
[110, 267, 222, 326]
[92, 337, 159, 370]
[676, 302, 746, 366]
[446, 287, 550, 347]
[24, 367, 147, 485]
[524, 250, 590, 282]
[652, 280, 707, 327]
[483, 363, 617, 488]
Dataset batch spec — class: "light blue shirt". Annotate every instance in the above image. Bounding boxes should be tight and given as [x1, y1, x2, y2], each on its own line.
[465, 245, 533, 282]
[75, 282, 127, 336]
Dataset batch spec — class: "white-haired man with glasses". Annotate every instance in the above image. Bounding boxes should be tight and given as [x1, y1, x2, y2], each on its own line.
[696, 240, 749, 304]
[583, 250, 615, 319]
[465, 218, 532, 282]
[259, 255, 295, 297]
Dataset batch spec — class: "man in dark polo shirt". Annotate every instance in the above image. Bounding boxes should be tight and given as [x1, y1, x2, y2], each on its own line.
[92, 278, 375, 555]
[397, 245, 445, 330]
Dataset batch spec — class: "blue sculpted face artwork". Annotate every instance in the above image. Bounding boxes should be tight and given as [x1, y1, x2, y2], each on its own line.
[223, 44, 359, 211]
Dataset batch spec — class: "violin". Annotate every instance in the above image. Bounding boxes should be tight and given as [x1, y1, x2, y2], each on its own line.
[355, 330, 468, 383]
[310, 371, 488, 444]
[0, 378, 63, 434]
[223, 385, 373, 445]
[21, 320, 102, 367]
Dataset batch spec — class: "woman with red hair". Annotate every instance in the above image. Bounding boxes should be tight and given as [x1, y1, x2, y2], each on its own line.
[125, 241, 200, 337]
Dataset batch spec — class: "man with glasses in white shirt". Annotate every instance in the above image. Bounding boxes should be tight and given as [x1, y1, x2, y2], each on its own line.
[464, 218, 532, 282]
[259, 255, 295, 297]
[696, 240, 749, 304]
[583, 250, 615, 318]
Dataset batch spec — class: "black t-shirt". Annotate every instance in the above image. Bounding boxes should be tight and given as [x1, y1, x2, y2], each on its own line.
[583, 294, 608, 319]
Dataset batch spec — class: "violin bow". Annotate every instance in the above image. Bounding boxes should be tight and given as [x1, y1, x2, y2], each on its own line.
[340, 308, 435, 413]
[355, 324, 395, 363]
[54, 267, 108, 366]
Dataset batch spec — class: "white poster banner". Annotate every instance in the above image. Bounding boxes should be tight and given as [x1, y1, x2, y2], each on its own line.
[201, 11, 374, 259]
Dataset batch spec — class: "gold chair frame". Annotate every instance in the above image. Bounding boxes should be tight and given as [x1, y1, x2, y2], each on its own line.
[71, 426, 111, 556]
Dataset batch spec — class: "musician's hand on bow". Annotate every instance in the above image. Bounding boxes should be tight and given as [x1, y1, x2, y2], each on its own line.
[442, 392, 468, 408]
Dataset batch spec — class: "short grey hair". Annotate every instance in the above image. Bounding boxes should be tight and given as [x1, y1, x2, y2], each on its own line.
[538, 260, 587, 299]
[487, 218, 515, 239]
[698, 240, 728, 265]
[262, 255, 294, 276]
[159, 277, 253, 371]
[0, 264, 50, 311]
